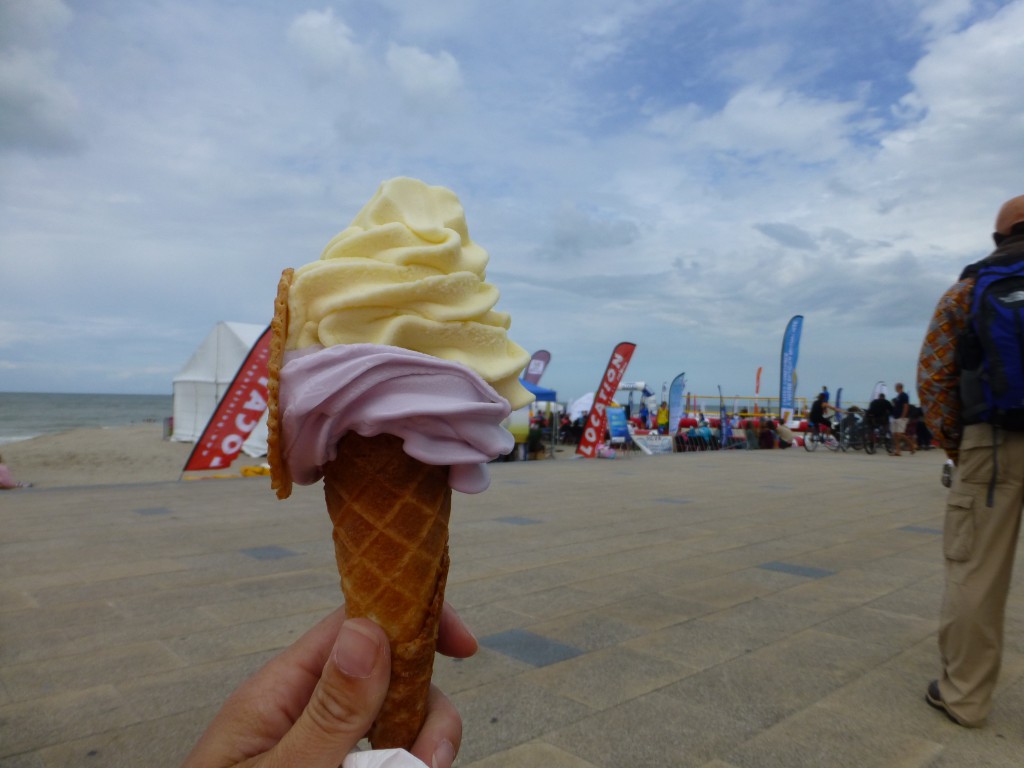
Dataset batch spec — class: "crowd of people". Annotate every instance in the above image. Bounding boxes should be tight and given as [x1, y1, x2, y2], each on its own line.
[808, 383, 935, 454]
[542, 385, 935, 455]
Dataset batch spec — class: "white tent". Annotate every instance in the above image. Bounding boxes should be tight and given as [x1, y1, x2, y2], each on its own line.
[568, 392, 595, 421]
[171, 321, 268, 456]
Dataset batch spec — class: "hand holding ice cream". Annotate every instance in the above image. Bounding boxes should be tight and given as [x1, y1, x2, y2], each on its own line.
[182, 604, 477, 768]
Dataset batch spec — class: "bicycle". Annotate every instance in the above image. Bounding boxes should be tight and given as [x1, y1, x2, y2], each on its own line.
[803, 423, 840, 452]
[838, 412, 866, 452]
[863, 420, 893, 455]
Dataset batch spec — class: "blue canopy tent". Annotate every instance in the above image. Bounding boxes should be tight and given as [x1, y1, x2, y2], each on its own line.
[519, 378, 559, 458]
[520, 378, 557, 402]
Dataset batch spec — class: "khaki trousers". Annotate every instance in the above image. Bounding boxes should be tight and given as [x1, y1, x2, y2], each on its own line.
[938, 425, 1024, 725]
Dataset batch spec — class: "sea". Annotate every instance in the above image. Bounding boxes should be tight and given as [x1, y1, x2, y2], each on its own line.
[0, 392, 173, 445]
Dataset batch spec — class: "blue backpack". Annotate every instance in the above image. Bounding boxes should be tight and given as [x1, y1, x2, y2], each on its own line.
[959, 254, 1024, 431]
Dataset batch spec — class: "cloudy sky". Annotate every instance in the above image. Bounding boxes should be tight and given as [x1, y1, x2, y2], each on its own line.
[2, 0, 1023, 408]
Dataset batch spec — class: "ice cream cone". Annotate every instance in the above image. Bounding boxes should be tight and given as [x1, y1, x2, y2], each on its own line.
[323, 430, 452, 749]
[269, 179, 532, 749]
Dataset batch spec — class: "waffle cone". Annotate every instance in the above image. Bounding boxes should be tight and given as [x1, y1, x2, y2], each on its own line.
[324, 431, 452, 750]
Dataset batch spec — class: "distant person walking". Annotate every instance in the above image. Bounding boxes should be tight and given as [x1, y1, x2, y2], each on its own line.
[917, 193, 1024, 727]
[890, 382, 915, 456]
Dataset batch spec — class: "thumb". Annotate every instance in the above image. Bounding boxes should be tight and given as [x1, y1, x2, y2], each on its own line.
[268, 618, 391, 768]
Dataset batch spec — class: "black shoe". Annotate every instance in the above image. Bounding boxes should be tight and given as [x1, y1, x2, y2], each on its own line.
[925, 680, 966, 726]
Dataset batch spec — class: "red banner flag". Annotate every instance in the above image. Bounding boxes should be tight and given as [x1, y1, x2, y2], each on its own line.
[576, 341, 637, 458]
[182, 325, 272, 473]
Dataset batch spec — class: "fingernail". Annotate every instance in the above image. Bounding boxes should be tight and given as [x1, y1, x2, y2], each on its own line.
[432, 739, 455, 768]
[450, 604, 477, 642]
[332, 619, 380, 678]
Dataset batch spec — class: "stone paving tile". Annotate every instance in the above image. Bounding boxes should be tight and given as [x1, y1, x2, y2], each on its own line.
[452, 677, 595, 764]
[664, 571, 791, 609]
[163, 609, 327, 665]
[229, 566, 338, 597]
[544, 691, 759, 768]
[0, 600, 126, 643]
[754, 567, 911, 617]
[31, 705, 218, 768]
[721, 703, 945, 768]
[452, 600, 535, 639]
[623, 613, 772, 672]
[595, 591, 715, 632]
[814, 605, 937, 656]
[0, 641, 183, 702]
[481, 629, 584, 667]
[570, 556, 734, 597]
[115, 652, 274, 723]
[193, 583, 339, 625]
[658, 628, 895, 731]
[432, 647, 533, 696]
[0, 685, 130, 759]
[0, 604, 223, 668]
[491, 584, 624, 624]
[463, 740, 601, 767]
[527, 607, 651, 651]
[2, 555, 188, 595]
[863, 579, 945, 621]
[521, 644, 696, 710]
[699, 594, 833, 643]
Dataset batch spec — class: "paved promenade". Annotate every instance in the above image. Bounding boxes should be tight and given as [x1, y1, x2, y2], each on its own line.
[2, 446, 1022, 767]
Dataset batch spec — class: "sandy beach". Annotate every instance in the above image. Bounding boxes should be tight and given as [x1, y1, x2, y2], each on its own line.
[1, 423, 270, 489]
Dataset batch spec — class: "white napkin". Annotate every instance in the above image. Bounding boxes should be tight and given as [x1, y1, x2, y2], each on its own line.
[343, 748, 429, 768]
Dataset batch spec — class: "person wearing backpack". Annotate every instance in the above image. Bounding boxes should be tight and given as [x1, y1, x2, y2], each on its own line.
[917, 194, 1024, 727]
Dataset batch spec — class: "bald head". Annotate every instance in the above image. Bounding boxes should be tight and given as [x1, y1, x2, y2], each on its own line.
[995, 195, 1024, 235]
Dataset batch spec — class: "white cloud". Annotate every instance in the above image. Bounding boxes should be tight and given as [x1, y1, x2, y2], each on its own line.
[839, 0, 1024, 257]
[649, 85, 861, 163]
[287, 8, 364, 82]
[911, 0, 975, 37]
[386, 43, 463, 106]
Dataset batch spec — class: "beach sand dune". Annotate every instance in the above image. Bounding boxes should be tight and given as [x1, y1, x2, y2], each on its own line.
[2, 423, 268, 489]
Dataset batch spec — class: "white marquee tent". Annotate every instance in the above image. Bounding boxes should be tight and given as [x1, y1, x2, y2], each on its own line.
[171, 321, 268, 456]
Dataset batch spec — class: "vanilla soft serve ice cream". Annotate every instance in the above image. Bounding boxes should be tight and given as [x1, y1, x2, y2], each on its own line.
[275, 177, 533, 495]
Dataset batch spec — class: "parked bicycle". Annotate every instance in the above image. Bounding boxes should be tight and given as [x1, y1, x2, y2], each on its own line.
[838, 409, 867, 452]
[863, 418, 893, 455]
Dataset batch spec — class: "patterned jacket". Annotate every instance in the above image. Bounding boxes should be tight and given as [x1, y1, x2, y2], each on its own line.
[917, 232, 1024, 462]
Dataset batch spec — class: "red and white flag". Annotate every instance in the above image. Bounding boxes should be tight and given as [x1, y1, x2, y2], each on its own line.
[576, 341, 637, 458]
[182, 325, 272, 473]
